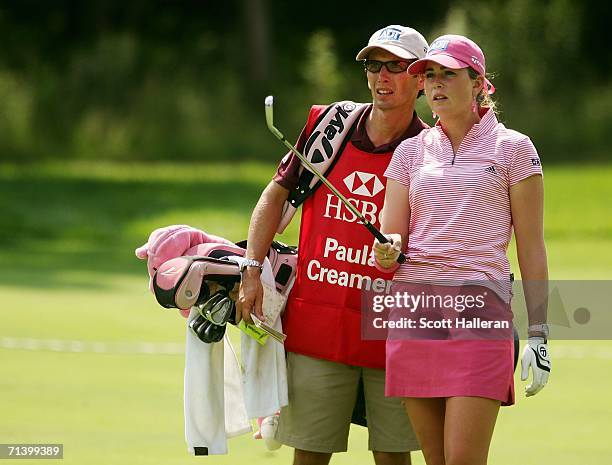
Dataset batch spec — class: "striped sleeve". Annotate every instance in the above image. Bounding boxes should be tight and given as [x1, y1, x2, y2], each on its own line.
[509, 136, 543, 186]
[384, 137, 417, 187]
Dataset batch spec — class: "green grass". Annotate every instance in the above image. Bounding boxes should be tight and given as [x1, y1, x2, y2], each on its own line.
[0, 161, 611, 465]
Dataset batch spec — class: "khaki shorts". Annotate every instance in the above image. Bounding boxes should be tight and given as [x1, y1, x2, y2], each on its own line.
[275, 353, 420, 453]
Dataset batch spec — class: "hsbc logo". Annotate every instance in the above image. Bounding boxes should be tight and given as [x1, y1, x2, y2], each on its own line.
[323, 194, 382, 226]
[343, 171, 384, 198]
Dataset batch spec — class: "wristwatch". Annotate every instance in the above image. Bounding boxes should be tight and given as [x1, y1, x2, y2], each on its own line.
[528, 323, 549, 340]
[239, 259, 263, 273]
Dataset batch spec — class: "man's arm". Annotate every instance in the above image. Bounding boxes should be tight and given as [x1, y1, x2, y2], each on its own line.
[236, 180, 289, 323]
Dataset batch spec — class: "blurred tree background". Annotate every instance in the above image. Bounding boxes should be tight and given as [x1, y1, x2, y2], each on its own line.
[0, 0, 608, 163]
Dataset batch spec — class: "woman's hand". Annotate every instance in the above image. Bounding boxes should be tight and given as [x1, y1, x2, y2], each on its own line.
[373, 233, 403, 268]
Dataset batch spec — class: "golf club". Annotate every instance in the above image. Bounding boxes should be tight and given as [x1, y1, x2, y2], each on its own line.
[264, 95, 406, 264]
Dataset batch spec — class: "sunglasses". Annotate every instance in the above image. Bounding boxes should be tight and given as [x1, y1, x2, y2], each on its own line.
[363, 59, 415, 73]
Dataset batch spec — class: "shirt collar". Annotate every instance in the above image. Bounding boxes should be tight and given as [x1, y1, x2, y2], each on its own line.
[434, 107, 498, 138]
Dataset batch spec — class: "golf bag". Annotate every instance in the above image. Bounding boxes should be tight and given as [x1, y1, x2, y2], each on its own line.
[152, 240, 297, 343]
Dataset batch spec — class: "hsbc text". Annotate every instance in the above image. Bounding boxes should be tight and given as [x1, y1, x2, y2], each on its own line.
[323, 194, 382, 225]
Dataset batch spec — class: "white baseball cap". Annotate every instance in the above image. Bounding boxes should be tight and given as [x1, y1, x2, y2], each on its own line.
[355, 25, 429, 61]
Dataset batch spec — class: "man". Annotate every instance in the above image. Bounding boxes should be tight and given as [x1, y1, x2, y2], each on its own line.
[237, 25, 429, 465]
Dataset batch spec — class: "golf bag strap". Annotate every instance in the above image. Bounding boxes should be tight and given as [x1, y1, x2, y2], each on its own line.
[235, 239, 298, 296]
[277, 101, 368, 233]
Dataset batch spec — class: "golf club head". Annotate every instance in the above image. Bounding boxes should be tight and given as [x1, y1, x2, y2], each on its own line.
[264, 95, 284, 140]
[265, 95, 274, 128]
[189, 314, 226, 344]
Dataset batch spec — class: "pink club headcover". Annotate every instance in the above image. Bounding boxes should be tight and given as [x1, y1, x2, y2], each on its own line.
[135, 225, 233, 318]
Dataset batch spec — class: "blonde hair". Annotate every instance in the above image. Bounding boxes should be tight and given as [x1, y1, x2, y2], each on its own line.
[467, 67, 497, 114]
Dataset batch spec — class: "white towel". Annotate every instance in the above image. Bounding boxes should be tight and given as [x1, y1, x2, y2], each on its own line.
[227, 256, 289, 418]
[184, 311, 251, 455]
[223, 335, 252, 438]
[184, 256, 288, 455]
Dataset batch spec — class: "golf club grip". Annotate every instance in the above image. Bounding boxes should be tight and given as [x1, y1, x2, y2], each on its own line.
[366, 222, 389, 243]
[364, 222, 407, 264]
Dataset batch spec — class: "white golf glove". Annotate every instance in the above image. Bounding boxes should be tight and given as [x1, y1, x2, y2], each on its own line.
[373, 233, 402, 268]
[520, 337, 551, 397]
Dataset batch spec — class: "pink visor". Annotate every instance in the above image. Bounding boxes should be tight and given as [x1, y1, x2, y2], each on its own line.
[408, 34, 495, 94]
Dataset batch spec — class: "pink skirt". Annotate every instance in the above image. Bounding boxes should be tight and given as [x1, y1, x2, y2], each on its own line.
[385, 339, 515, 405]
[384, 284, 515, 405]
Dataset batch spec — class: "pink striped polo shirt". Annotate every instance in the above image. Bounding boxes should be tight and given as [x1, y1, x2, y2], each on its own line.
[384, 109, 543, 300]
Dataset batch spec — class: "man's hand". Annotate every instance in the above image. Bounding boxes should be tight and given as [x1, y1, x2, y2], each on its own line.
[236, 180, 289, 324]
[372, 233, 403, 268]
[520, 337, 551, 397]
[236, 268, 264, 324]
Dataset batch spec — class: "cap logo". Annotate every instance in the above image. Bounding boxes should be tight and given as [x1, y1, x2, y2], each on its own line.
[428, 39, 449, 53]
[377, 27, 402, 42]
[471, 56, 482, 67]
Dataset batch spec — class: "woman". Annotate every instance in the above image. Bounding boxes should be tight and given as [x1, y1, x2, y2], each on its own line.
[373, 35, 551, 465]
